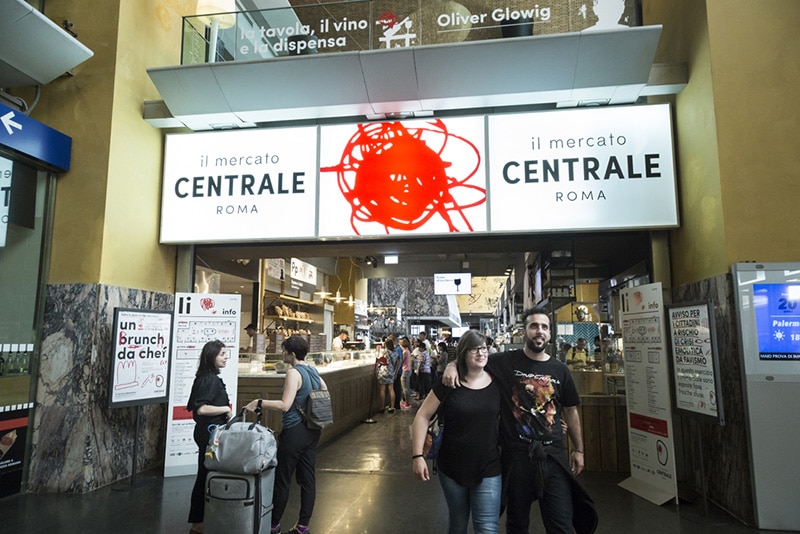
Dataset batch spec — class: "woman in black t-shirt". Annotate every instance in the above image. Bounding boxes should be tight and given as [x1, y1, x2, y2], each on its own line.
[186, 340, 232, 534]
[411, 330, 502, 534]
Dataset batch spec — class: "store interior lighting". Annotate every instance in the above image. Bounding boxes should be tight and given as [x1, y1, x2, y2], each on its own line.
[384, 254, 399, 264]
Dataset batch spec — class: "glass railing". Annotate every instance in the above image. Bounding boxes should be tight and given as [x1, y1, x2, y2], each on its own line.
[181, 0, 642, 65]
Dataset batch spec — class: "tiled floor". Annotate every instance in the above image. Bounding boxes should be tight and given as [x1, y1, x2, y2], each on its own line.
[0, 404, 780, 534]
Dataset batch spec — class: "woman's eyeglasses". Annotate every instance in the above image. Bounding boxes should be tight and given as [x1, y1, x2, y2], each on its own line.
[468, 346, 489, 354]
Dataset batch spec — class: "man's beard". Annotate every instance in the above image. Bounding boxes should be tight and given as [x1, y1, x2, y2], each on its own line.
[525, 335, 548, 353]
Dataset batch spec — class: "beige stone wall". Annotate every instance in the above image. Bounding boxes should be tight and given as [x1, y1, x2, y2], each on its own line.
[22, 0, 191, 293]
[646, 0, 800, 286]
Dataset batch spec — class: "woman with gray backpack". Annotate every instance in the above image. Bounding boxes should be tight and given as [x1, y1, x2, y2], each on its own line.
[245, 335, 327, 534]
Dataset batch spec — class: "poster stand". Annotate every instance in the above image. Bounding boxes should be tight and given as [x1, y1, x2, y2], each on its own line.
[362, 377, 377, 424]
[112, 405, 156, 491]
[108, 308, 173, 491]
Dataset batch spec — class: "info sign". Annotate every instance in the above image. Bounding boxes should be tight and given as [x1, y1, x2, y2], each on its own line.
[163, 293, 241, 478]
[665, 302, 724, 424]
[618, 283, 678, 505]
[108, 308, 173, 409]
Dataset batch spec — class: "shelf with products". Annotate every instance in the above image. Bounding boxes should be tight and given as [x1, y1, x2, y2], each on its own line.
[539, 247, 577, 310]
[262, 291, 323, 353]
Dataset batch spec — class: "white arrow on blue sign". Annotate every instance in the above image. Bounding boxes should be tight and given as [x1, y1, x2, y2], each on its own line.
[0, 103, 72, 172]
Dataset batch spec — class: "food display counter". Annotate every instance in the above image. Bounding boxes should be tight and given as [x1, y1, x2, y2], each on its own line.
[237, 350, 380, 446]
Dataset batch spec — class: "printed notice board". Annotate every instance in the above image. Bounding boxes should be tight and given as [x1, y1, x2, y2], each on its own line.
[665, 301, 724, 424]
[109, 308, 173, 408]
[163, 293, 240, 478]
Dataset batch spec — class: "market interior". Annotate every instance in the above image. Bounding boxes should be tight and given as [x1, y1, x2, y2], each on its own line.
[196, 231, 653, 350]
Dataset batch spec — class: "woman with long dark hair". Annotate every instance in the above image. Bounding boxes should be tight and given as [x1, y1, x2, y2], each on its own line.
[411, 330, 502, 534]
[186, 340, 232, 534]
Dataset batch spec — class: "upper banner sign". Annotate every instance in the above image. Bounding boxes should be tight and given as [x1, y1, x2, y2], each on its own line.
[160, 105, 677, 244]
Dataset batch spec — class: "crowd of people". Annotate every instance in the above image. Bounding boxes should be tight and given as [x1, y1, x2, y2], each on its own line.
[186, 315, 597, 534]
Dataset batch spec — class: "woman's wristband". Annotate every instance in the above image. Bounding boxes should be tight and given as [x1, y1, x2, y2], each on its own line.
[572, 450, 584, 454]
[411, 454, 424, 459]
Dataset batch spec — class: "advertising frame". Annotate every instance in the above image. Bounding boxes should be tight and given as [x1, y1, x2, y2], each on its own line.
[664, 301, 725, 425]
[108, 308, 173, 409]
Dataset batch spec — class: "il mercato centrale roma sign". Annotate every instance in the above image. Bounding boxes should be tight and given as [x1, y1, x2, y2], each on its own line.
[159, 104, 677, 244]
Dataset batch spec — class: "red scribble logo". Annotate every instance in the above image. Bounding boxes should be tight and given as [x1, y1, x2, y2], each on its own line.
[376, 11, 399, 29]
[200, 298, 215, 311]
[321, 120, 485, 235]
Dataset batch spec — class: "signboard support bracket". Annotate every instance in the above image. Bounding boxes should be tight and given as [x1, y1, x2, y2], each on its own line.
[112, 405, 155, 491]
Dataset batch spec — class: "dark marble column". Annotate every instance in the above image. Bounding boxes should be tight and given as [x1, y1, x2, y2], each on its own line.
[28, 284, 173, 493]
[672, 273, 754, 525]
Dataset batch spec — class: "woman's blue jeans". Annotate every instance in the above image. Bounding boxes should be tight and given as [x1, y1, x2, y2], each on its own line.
[401, 370, 412, 402]
[438, 471, 501, 534]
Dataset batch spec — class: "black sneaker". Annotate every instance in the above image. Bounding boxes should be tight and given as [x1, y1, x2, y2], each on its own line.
[287, 526, 309, 534]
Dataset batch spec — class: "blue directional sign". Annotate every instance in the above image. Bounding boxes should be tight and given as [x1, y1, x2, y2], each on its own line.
[0, 102, 72, 172]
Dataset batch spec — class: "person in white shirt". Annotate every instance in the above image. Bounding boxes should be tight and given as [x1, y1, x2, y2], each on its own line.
[332, 331, 348, 351]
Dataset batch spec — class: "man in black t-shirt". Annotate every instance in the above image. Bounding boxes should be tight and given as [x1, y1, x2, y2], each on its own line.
[444, 307, 595, 534]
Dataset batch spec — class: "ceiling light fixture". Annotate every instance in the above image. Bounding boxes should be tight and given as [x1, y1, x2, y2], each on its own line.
[196, 0, 237, 28]
[384, 254, 399, 264]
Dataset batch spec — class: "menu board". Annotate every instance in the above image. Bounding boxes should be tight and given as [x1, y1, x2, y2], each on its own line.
[618, 283, 678, 505]
[753, 284, 800, 360]
[665, 302, 724, 424]
[108, 308, 173, 408]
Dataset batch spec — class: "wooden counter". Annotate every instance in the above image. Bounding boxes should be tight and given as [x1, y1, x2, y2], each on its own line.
[571, 394, 630, 473]
[238, 360, 380, 446]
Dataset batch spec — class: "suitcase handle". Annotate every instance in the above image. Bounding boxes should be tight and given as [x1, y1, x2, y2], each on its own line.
[222, 407, 263, 431]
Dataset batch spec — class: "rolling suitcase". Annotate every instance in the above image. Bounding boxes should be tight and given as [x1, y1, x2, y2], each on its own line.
[205, 467, 275, 534]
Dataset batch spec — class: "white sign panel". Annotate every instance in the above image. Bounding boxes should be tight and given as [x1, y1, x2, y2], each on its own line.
[109, 309, 172, 408]
[164, 293, 240, 477]
[160, 127, 318, 244]
[318, 116, 487, 237]
[290, 257, 317, 293]
[0, 157, 11, 247]
[487, 105, 677, 232]
[666, 302, 724, 422]
[618, 283, 678, 505]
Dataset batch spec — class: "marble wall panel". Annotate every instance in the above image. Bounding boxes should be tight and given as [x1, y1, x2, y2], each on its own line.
[672, 273, 754, 525]
[29, 284, 173, 493]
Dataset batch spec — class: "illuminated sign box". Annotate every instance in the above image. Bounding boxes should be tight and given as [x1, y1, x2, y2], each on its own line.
[159, 105, 677, 244]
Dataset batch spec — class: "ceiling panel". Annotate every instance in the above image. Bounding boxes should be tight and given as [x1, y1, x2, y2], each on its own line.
[0, 0, 94, 88]
[147, 26, 666, 130]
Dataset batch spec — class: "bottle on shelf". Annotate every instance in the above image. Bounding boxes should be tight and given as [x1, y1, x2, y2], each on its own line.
[6, 345, 18, 375]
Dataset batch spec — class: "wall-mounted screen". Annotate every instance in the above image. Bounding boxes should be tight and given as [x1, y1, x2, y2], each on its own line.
[754, 283, 800, 360]
[434, 273, 472, 295]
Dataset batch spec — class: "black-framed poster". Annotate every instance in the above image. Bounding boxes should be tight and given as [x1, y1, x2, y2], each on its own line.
[665, 301, 725, 425]
[109, 308, 173, 408]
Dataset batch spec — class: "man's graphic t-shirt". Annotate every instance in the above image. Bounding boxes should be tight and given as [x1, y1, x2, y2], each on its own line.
[486, 350, 580, 453]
